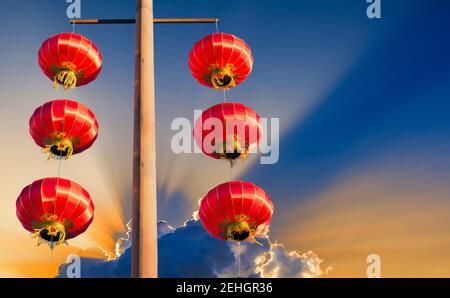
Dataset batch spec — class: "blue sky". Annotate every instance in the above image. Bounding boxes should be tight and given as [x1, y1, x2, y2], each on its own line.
[1, 0, 450, 277]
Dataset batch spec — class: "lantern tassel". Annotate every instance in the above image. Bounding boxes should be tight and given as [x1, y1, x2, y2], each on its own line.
[54, 70, 77, 91]
[209, 64, 237, 90]
[44, 136, 74, 160]
[31, 220, 67, 250]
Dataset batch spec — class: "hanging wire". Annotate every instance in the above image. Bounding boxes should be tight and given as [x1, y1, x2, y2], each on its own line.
[230, 160, 233, 180]
[71, 19, 76, 33]
[237, 242, 241, 278]
[57, 16, 72, 180]
[57, 158, 62, 178]
[213, 19, 227, 102]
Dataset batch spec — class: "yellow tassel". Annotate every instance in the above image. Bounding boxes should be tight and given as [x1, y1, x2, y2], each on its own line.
[31, 218, 67, 249]
[53, 70, 77, 91]
[44, 136, 74, 160]
[209, 63, 237, 90]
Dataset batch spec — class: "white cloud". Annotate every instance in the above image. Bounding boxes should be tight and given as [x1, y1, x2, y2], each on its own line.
[58, 218, 330, 278]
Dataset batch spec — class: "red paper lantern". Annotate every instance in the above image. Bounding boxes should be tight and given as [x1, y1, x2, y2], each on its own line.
[29, 99, 98, 160]
[188, 32, 254, 90]
[194, 102, 263, 163]
[16, 177, 95, 248]
[199, 181, 274, 243]
[38, 32, 103, 91]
